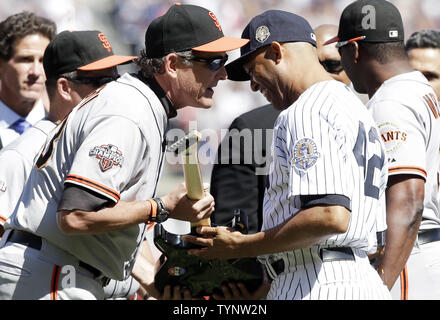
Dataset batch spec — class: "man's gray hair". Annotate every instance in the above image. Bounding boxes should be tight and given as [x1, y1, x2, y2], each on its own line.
[136, 49, 195, 78]
[406, 29, 440, 51]
[45, 70, 79, 99]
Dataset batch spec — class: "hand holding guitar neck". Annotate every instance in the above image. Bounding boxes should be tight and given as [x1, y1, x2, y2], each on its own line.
[167, 130, 211, 227]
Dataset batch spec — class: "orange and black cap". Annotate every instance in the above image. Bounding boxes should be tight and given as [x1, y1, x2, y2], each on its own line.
[324, 0, 404, 47]
[43, 30, 137, 79]
[144, 3, 249, 58]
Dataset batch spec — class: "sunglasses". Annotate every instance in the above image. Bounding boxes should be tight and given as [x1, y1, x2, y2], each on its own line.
[320, 59, 344, 75]
[335, 36, 366, 49]
[63, 74, 120, 87]
[187, 55, 229, 71]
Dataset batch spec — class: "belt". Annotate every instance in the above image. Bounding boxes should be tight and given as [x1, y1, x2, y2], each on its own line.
[418, 229, 440, 246]
[7, 230, 109, 286]
[270, 247, 355, 277]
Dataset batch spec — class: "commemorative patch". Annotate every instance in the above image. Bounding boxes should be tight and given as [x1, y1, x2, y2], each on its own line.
[255, 26, 270, 43]
[291, 138, 320, 172]
[89, 144, 124, 172]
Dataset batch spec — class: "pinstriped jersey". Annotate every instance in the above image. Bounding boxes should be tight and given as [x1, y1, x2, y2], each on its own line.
[5, 73, 169, 280]
[366, 71, 440, 230]
[261, 80, 388, 252]
[0, 120, 56, 225]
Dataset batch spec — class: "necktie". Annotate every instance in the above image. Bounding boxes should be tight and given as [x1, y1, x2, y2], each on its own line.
[9, 118, 31, 134]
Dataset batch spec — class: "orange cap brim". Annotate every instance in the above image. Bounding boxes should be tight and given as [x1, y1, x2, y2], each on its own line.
[323, 36, 340, 46]
[78, 55, 138, 71]
[192, 37, 249, 52]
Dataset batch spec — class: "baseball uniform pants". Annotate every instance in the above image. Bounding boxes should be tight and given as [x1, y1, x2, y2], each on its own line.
[391, 229, 440, 300]
[263, 247, 391, 300]
[0, 229, 106, 300]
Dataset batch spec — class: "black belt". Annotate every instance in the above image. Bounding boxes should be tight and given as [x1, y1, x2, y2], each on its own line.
[418, 229, 440, 245]
[271, 247, 355, 276]
[7, 230, 108, 284]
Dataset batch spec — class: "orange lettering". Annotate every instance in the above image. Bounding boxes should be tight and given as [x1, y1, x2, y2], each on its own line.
[386, 131, 394, 141]
[98, 33, 112, 53]
[208, 12, 222, 31]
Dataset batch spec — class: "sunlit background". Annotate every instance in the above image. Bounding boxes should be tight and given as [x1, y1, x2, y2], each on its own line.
[1, 0, 438, 194]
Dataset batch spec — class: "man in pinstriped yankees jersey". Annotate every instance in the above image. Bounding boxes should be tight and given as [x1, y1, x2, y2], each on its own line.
[185, 10, 391, 300]
[327, 0, 440, 299]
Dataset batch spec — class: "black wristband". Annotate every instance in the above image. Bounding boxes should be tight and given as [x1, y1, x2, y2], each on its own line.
[148, 197, 170, 223]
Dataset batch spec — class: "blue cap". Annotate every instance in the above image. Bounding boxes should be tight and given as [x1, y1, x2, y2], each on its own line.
[226, 10, 316, 81]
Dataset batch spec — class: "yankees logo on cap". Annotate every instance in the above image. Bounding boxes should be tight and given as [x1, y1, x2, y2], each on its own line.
[255, 26, 270, 43]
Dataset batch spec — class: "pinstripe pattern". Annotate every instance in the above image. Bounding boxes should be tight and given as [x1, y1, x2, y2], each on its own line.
[264, 248, 390, 300]
[260, 80, 389, 299]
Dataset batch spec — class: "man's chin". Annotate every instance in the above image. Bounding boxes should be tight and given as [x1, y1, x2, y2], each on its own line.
[20, 90, 42, 103]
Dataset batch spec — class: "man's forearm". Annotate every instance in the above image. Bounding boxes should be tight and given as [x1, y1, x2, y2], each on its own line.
[187, 205, 351, 259]
[379, 175, 424, 289]
[57, 200, 149, 235]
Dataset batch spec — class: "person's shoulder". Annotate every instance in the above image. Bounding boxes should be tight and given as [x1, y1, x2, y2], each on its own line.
[233, 104, 281, 130]
[375, 71, 432, 101]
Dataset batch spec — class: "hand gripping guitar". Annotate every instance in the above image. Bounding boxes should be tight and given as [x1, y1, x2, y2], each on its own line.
[153, 131, 264, 297]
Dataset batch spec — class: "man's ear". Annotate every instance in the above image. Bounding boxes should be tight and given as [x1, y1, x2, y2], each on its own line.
[269, 41, 283, 65]
[350, 41, 360, 63]
[163, 53, 179, 78]
[57, 78, 73, 101]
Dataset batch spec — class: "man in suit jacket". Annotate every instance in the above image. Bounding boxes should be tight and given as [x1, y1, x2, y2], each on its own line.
[210, 104, 281, 234]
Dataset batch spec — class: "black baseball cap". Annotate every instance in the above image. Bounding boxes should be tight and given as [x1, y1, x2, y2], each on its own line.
[225, 10, 317, 81]
[324, 0, 404, 47]
[144, 3, 249, 58]
[43, 30, 137, 79]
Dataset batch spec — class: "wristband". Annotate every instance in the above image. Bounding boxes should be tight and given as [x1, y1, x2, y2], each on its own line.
[147, 198, 170, 223]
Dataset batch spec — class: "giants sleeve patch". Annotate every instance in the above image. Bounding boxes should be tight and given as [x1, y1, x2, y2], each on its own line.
[378, 122, 407, 153]
[291, 138, 321, 172]
[89, 144, 124, 172]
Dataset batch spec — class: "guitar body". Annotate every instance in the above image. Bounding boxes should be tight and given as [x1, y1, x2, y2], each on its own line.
[153, 131, 263, 297]
[153, 220, 264, 297]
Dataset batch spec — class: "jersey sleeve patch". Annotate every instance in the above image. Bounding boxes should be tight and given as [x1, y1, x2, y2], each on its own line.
[89, 144, 124, 172]
[378, 122, 407, 154]
[290, 138, 321, 172]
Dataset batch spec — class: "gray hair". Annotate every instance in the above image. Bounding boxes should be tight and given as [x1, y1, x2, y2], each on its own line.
[406, 29, 440, 51]
[45, 70, 80, 99]
[136, 49, 195, 78]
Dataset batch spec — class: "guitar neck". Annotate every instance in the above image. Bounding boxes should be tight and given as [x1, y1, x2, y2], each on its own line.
[183, 133, 210, 228]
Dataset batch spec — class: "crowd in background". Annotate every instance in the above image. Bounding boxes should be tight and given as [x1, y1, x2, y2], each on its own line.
[1, 0, 439, 189]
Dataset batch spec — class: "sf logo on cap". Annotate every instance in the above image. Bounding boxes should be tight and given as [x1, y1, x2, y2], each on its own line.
[256, 26, 270, 43]
[208, 12, 222, 31]
[98, 33, 112, 53]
